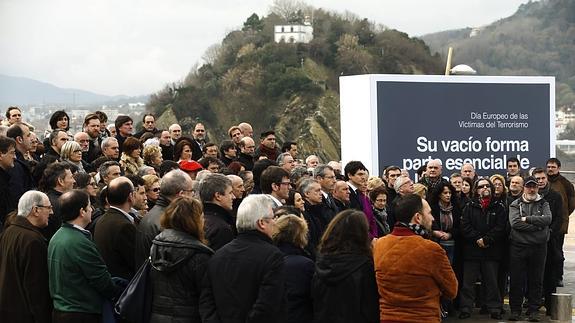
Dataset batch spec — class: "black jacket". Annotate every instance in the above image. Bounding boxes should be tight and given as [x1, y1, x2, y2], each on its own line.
[312, 253, 379, 323]
[539, 184, 564, 236]
[40, 189, 63, 240]
[7, 150, 34, 204]
[302, 201, 328, 259]
[203, 202, 236, 251]
[149, 229, 213, 323]
[0, 167, 15, 229]
[200, 230, 285, 323]
[460, 198, 507, 261]
[237, 152, 254, 171]
[277, 242, 313, 323]
[135, 195, 171, 268]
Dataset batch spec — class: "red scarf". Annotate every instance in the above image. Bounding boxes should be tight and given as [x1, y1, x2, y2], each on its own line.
[480, 197, 491, 210]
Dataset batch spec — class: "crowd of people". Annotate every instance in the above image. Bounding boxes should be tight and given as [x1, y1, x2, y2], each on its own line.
[0, 105, 574, 323]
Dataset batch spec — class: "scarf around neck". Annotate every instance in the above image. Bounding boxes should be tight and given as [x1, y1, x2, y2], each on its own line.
[397, 221, 430, 238]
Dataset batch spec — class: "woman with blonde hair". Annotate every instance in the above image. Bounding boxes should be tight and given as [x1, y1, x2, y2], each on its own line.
[142, 174, 161, 210]
[60, 141, 87, 173]
[149, 197, 213, 323]
[273, 215, 313, 323]
[143, 145, 163, 172]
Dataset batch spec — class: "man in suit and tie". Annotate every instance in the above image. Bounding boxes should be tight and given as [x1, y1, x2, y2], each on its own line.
[314, 164, 338, 222]
[344, 161, 369, 212]
[94, 176, 137, 280]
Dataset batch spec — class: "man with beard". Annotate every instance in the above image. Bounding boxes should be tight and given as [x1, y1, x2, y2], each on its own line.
[374, 194, 457, 322]
[508, 176, 552, 322]
[507, 175, 524, 205]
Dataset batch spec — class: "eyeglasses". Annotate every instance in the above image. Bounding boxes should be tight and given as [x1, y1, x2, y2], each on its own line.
[152, 188, 160, 192]
[478, 184, 490, 189]
[36, 205, 53, 210]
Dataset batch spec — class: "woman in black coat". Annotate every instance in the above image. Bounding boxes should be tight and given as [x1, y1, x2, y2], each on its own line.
[311, 210, 379, 323]
[273, 214, 314, 323]
[429, 181, 462, 265]
[149, 197, 214, 323]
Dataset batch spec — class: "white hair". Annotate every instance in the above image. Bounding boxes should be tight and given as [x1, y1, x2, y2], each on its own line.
[18, 191, 48, 217]
[236, 195, 274, 232]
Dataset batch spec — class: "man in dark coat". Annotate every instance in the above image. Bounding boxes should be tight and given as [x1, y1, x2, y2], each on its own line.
[83, 113, 103, 163]
[200, 195, 285, 323]
[6, 123, 35, 204]
[0, 190, 53, 322]
[0, 137, 17, 228]
[94, 176, 137, 280]
[135, 169, 195, 268]
[40, 162, 75, 240]
[533, 168, 564, 313]
[200, 173, 236, 251]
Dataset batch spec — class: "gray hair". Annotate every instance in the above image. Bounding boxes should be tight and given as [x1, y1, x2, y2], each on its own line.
[313, 164, 333, 178]
[298, 178, 319, 195]
[276, 152, 291, 166]
[137, 165, 155, 177]
[18, 190, 48, 217]
[160, 169, 191, 197]
[60, 140, 81, 161]
[199, 173, 231, 202]
[101, 137, 118, 151]
[394, 175, 411, 193]
[236, 195, 274, 232]
[195, 170, 212, 183]
[98, 161, 121, 179]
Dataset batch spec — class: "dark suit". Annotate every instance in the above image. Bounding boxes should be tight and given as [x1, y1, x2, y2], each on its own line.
[347, 183, 364, 212]
[94, 207, 137, 280]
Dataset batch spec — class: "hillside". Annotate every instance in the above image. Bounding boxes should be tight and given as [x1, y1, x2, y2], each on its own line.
[422, 0, 575, 107]
[147, 7, 443, 161]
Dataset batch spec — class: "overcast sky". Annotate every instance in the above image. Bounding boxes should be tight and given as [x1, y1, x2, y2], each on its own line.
[0, 0, 532, 96]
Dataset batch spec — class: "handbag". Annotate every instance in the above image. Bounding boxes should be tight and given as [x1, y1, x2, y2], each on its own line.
[114, 258, 153, 323]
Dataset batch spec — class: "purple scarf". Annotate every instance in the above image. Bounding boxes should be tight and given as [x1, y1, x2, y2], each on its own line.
[359, 192, 378, 239]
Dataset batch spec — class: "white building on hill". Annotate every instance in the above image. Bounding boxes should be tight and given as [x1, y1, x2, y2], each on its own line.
[274, 21, 313, 44]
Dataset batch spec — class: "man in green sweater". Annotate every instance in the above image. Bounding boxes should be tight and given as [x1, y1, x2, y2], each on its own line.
[48, 189, 121, 323]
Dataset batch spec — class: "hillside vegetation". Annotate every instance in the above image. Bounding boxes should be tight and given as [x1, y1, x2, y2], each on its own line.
[147, 3, 443, 161]
[422, 0, 575, 107]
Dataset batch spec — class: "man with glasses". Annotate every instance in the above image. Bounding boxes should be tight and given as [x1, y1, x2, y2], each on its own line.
[201, 195, 284, 323]
[0, 190, 53, 321]
[260, 166, 291, 208]
[277, 152, 296, 173]
[508, 176, 552, 322]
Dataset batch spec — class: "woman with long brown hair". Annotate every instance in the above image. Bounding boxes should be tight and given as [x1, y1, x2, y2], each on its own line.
[311, 210, 379, 323]
[149, 197, 213, 323]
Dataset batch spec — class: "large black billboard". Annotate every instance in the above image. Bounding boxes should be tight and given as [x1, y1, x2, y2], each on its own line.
[340, 75, 555, 177]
